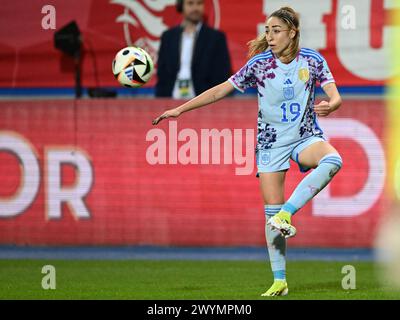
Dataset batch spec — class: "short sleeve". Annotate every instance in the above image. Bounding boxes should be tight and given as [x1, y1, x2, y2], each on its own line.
[317, 58, 335, 87]
[228, 63, 257, 93]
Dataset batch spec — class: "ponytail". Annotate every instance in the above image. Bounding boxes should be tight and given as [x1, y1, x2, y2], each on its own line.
[247, 33, 269, 59]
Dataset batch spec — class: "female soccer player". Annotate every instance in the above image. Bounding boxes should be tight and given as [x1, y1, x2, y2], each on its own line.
[152, 6, 343, 297]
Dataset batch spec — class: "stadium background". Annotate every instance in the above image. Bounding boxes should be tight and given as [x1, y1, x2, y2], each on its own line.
[0, 0, 397, 251]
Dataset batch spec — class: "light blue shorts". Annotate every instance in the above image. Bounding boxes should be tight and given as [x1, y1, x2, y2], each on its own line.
[256, 135, 326, 175]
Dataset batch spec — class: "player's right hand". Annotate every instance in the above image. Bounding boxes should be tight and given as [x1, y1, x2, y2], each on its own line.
[152, 108, 181, 125]
[313, 100, 332, 117]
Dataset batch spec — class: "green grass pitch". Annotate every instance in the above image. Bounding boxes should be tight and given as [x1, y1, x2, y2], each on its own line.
[0, 260, 399, 299]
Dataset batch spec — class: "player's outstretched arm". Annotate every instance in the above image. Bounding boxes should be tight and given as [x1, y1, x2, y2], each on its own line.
[152, 81, 235, 125]
[314, 82, 342, 117]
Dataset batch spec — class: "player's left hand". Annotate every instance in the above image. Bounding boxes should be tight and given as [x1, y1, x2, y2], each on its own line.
[152, 108, 181, 125]
[314, 101, 332, 117]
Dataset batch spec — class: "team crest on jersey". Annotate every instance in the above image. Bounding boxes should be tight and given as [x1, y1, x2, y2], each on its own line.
[283, 86, 294, 100]
[298, 68, 310, 82]
[259, 151, 271, 165]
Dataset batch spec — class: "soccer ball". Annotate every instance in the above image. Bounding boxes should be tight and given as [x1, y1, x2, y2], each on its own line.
[112, 46, 154, 88]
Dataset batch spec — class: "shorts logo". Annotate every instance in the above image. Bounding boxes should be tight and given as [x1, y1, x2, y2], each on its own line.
[260, 151, 271, 165]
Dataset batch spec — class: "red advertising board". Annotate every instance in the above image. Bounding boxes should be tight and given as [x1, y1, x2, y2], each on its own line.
[0, 0, 393, 88]
[0, 98, 388, 247]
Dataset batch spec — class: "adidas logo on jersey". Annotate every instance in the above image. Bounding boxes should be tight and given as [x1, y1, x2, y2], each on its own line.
[284, 79, 293, 85]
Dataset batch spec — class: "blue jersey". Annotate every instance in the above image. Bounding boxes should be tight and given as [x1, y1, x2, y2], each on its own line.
[228, 48, 335, 151]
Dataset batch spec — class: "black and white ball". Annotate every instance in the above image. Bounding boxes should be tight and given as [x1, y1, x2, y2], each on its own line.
[112, 46, 154, 88]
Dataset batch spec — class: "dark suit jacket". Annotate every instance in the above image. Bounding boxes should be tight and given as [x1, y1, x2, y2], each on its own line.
[155, 24, 232, 97]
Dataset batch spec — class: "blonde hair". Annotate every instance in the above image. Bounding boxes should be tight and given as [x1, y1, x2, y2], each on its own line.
[247, 6, 300, 62]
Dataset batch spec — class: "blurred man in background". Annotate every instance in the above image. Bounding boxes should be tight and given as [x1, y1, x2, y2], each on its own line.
[155, 0, 231, 99]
